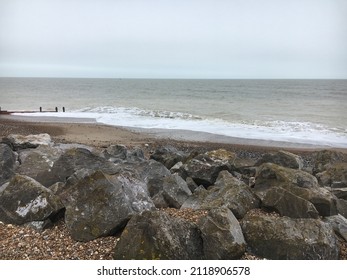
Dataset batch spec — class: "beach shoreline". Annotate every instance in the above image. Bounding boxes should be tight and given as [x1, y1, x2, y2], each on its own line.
[1, 114, 346, 155]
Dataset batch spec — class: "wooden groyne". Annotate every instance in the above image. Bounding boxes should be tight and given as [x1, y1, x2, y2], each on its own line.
[0, 107, 66, 115]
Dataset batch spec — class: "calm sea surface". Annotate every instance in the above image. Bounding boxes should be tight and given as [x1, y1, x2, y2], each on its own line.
[0, 78, 346, 147]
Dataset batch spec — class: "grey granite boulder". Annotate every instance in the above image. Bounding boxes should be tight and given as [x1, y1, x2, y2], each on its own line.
[0, 143, 17, 185]
[148, 174, 192, 209]
[241, 211, 339, 259]
[337, 199, 347, 218]
[38, 147, 118, 186]
[113, 210, 203, 260]
[312, 150, 347, 175]
[255, 163, 337, 216]
[182, 171, 259, 218]
[2, 133, 52, 150]
[324, 214, 347, 242]
[256, 150, 304, 169]
[197, 207, 246, 259]
[0, 174, 63, 225]
[150, 145, 188, 169]
[315, 162, 347, 188]
[260, 187, 319, 218]
[64, 170, 155, 241]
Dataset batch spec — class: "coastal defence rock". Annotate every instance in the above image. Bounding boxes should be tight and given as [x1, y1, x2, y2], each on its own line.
[254, 163, 337, 216]
[39, 147, 119, 187]
[150, 145, 188, 169]
[113, 211, 203, 260]
[312, 150, 347, 175]
[315, 162, 347, 188]
[2, 133, 52, 151]
[197, 207, 246, 259]
[324, 214, 347, 242]
[64, 170, 155, 242]
[181, 171, 259, 219]
[0, 143, 17, 185]
[0, 174, 63, 225]
[241, 211, 339, 260]
[255, 150, 304, 170]
[260, 187, 319, 219]
[148, 174, 192, 209]
[180, 149, 236, 187]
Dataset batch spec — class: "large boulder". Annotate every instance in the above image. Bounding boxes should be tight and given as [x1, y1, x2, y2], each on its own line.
[15, 145, 63, 187]
[197, 207, 246, 259]
[102, 144, 145, 163]
[182, 171, 259, 218]
[255, 163, 319, 189]
[150, 145, 188, 169]
[315, 163, 347, 188]
[2, 133, 52, 150]
[64, 170, 155, 242]
[256, 150, 304, 169]
[312, 150, 347, 175]
[180, 149, 235, 187]
[148, 174, 192, 209]
[260, 187, 319, 219]
[255, 163, 337, 216]
[241, 211, 339, 259]
[38, 147, 118, 187]
[0, 174, 63, 225]
[324, 214, 347, 242]
[0, 143, 17, 185]
[113, 211, 203, 260]
[337, 199, 347, 218]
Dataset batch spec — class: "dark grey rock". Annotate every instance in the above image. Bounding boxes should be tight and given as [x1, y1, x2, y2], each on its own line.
[197, 207, 246, 259]
[256, 150, 303, 169]
[0, 174, 63, 225]
[241, 211, 339, 259]
[150, 145, 188, 169]
[255, 163, 337, 216]
[113, 211, 203, 260]
[2, 133, 52, 150]
[38, 147, 118, 187]
[64, 170, 155, 241]
[182, 171, 259, 219]
[102, 144, 127, 161]
[260, 187, 319, 218]
[312, 150, 347, 175]
[0, 143, 17, 185]
[324, 214, 347, 242]
[315, 163, 347, 188]
[337, 199, 347, 218]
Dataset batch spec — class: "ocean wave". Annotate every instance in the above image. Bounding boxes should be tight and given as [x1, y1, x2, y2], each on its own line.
[13, 106, 347, 147]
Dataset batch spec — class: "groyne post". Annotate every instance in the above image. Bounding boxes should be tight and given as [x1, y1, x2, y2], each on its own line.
[55, 107, 58, 112]
[40, 107, 42, 112]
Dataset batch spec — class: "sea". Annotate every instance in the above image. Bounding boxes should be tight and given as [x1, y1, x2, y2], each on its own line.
[0, 78, 346, 147]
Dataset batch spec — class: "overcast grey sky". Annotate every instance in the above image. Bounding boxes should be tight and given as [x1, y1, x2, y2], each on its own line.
[0, 0, 346, 79]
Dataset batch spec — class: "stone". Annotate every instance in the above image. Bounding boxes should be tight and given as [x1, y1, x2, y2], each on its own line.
[315, 163, 347, 188]
[255, 163, 319, 189]
[181, 171, 259, 219]
[260, 187, 319, 218]
[113, 211, 203, 259]
[64, 170, 155, 241]
[312, 150, 347, 175]
[38, 147, 118, 187]
[147, 174, 192, 209]
[324, 214, 347, 242]
[181, 152, 231, 187]
[337, 199, 347, 218]
[150, 145, 188, 169]
[197, 207, 246, 259]
[254, 163, 337, 216]
[102, 144, 127, 162]
[186, 176, 199, 192]
[0, 143, 17, 185]
[241, 211, 339, 259]
[15, 145, 63, 187]
[0, 174, 63, 225]
[256, 150, 304, 169]
[2, 133, 52, 150]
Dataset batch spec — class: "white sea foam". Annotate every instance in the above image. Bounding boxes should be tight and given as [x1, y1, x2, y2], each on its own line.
[14, 106, 347, 147]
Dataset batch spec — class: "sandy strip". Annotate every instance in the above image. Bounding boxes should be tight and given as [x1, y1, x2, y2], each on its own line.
[1, 114, 346, 154]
